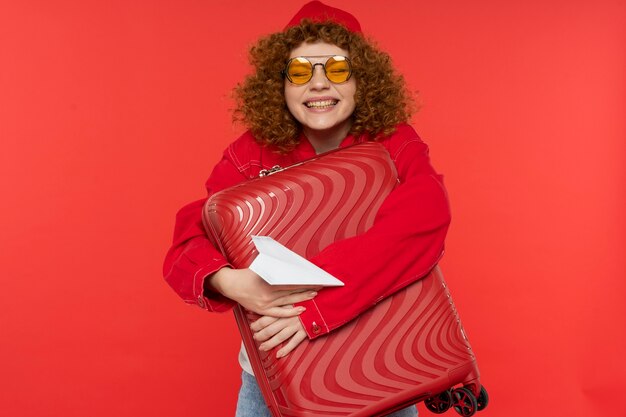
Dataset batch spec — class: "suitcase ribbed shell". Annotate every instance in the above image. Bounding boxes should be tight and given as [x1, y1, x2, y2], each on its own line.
[203, 142, 480, 417]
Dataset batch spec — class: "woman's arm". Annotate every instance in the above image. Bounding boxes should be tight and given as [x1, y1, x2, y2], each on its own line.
[252, 127, 451, 344]
[207, 267, 317, 317]
[163, 142, 318, 316]
[162, 157, 246, 311]
[298, 132, 450, 338]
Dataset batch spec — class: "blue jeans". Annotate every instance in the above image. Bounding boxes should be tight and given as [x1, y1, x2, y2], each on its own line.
[235, 371, 418, 417]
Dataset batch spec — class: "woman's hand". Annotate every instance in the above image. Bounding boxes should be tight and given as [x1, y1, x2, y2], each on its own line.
[208, 267, 318, 317]
[251, 314, 307, 358]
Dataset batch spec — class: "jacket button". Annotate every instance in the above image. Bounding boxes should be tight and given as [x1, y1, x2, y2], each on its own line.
[197, 295, 206, 309]
[311, 322, 321, 334]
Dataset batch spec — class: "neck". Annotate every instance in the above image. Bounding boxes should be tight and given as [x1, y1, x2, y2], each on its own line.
[302, 122, 352, 154]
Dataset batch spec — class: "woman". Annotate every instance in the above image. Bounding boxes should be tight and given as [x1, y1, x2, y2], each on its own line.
[164, 2, 451, 416]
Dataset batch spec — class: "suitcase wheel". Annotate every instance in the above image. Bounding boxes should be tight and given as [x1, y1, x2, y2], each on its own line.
[425, 389, 453, 414]
[452, 387, 478, 417]
[476, 385, 489, 411]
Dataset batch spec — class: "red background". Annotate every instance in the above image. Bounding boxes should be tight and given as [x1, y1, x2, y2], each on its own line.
[1, 1, 624, 416]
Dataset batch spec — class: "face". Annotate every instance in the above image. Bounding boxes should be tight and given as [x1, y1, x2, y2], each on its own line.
[284, 41, 357, 143]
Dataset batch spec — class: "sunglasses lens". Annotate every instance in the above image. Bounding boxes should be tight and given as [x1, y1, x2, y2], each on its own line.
[325, 56, 351, 83]
[286, 57, 313, 85]
[285, 56, 352, 84]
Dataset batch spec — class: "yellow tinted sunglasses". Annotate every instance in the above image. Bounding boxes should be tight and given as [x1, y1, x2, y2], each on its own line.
[283, 55, 353, 85]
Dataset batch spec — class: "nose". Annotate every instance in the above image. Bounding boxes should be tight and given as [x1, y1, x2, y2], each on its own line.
[309, 63, 330, 90]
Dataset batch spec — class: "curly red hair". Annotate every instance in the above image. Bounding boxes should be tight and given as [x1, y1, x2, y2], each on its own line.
[234, 20, 414, 152]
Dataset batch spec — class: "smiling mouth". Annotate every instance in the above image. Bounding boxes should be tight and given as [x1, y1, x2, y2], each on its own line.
[305, 99, 338, 109]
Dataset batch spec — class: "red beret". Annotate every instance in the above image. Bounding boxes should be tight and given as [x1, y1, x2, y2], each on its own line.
[284, 1, 362, 33]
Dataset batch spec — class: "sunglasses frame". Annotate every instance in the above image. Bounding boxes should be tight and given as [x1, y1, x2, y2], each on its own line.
[283, 55, 353, 85]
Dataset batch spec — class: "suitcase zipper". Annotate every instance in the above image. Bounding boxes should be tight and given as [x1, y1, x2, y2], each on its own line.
[258, 160, 311, 177]
[257, 142, 388, 178]
[258, 165, 285, 177]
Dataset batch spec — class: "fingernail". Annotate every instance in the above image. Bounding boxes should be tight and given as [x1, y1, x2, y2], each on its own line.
[276, 351, 285, 358]
[297, 306, 306, 313]
[308, 292, 317, 297]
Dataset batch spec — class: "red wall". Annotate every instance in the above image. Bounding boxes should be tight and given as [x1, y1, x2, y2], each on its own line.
[1, 1, 624, 416]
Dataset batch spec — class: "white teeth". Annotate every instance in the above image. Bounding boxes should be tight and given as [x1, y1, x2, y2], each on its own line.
[305, 100, 338, 108]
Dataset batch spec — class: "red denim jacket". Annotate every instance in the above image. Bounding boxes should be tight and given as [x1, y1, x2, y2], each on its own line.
[163, 124, 451, 339]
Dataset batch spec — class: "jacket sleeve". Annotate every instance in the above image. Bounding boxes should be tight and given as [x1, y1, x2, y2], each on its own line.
[295, 134, 451, 339]
[163, 154, 248, 312]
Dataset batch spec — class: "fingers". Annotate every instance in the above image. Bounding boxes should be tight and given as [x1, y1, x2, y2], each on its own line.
[275, 330, 307, 358]
[273, 285, 322, 292]
[260, 305, 306, 318]
[238, 288, 313, 316]
[256, 318, 301, 351]
[224, 268, 320, 316]
[271, 291, 317, 308]
[254, 316, 297, 343]
[253, 316, 308, 359]
[250, 315, 278, 332]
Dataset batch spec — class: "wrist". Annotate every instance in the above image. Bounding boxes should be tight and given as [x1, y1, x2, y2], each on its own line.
[205, 267, 232, 296]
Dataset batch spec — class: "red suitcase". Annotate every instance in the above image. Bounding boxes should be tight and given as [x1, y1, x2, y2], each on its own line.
[202, 142, 488, 417]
